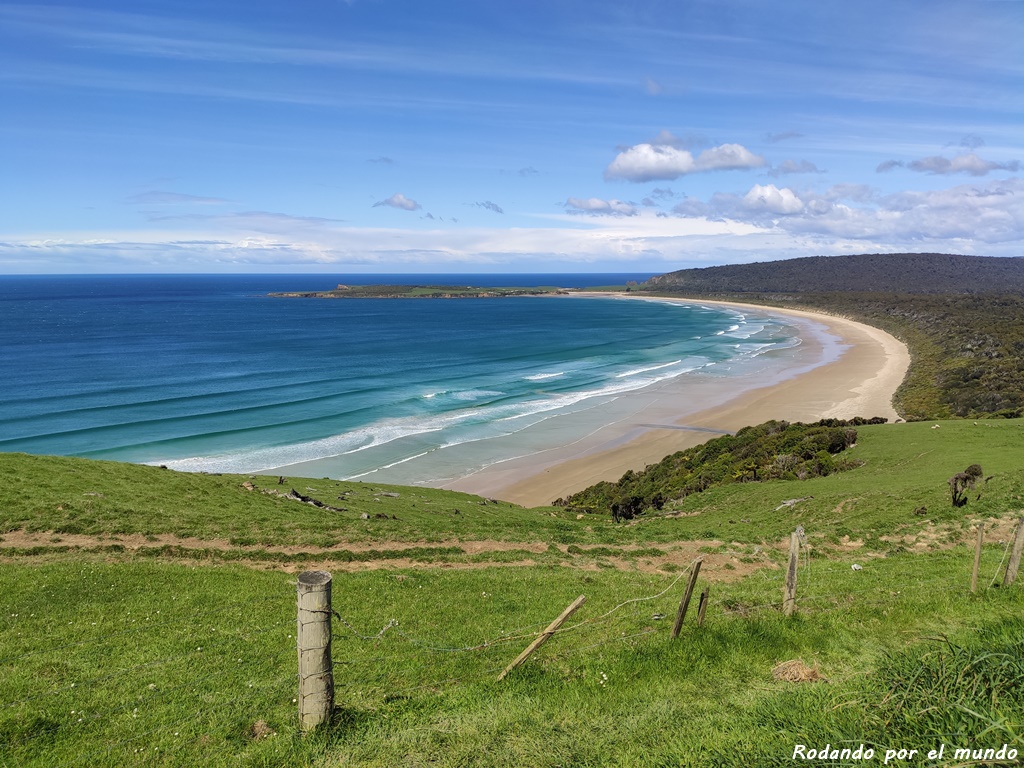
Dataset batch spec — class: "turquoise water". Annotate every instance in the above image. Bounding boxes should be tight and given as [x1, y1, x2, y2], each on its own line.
[0, 274, 809, 485]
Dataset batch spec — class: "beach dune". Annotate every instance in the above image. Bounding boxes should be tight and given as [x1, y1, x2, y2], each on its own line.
[445, 297, 910, 508]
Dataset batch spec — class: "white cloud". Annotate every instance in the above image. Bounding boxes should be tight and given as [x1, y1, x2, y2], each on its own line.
[878, 152, 1020, 176]
[373, 193, 421, 211]
[605, 145, 696, 182]
[565, 197, 638, 216]
[743, 184, 804, 215]
[745, 179, 1024, 245]
[652, 177, 1024, 256]
[0, 212, 767, 273]
[769, 159, 823, 177]
[605, 141, 765, 182]
[696, 144, 766, 172]
[908, 152, 1020, 176]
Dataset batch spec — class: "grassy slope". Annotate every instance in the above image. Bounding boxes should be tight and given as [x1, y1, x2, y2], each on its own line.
[2, 420, 1024, 766]
[4, 419, 1023, 549]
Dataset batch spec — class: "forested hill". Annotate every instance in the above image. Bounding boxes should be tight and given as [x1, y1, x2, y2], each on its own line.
[646, 253, 1024, 294]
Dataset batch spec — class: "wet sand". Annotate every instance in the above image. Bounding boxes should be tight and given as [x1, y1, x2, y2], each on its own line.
[445, 296, 910, 507]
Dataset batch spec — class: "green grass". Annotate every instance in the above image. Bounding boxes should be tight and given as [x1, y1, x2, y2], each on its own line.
[2, 553, 1021, 767]
[4, 419, 1023, 551]
[2, 419, 1024, 765]
[625, 418, 1024, 545]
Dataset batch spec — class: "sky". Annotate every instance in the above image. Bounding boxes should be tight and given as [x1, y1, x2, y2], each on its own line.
[1, 0, 1023, 274]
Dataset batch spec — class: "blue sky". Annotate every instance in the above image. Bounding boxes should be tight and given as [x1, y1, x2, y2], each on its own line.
[1, 0, 1022, 273]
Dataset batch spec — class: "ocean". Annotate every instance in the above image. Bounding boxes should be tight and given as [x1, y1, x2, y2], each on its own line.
[0, 274, 831, 488]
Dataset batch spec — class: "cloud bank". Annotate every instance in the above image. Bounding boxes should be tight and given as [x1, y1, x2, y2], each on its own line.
[878, 152, 1021, 176]
[565, 197, 638, 216]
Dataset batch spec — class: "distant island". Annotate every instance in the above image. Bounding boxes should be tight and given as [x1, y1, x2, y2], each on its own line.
[270, 284, 572, 299]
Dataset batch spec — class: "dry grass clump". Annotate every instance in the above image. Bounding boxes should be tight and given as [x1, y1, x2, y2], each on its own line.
[249, 719, 276, 741]
[772, 659, 826, 683]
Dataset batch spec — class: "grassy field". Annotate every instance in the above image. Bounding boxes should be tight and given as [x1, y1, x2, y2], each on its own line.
[2, 419, 1023, 766]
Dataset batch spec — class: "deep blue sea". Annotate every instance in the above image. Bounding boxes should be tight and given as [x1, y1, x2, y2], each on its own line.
[0, 274, 809, 485]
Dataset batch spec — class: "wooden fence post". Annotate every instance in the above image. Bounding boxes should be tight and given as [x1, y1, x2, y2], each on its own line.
[671, 558, 704, 639]
[783, 531, 800, 616]
[297, 570, 334, 731]
[1002, 517, 1024, 587]
[696, 586, 710, 628]
[970, 524, 984, 593]
[498, 595, 586, 681]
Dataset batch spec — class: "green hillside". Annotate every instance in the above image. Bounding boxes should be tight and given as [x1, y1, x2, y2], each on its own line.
[3, 418, 1024, 766]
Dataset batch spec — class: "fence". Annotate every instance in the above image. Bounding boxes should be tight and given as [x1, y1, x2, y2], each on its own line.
[2, 518, 1022, 763]
[296, 516, 1024, 728]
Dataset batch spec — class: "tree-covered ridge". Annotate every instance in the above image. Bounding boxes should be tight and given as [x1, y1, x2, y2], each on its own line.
[554, 418, 881, 519]
[647, 253, 1024, 295]
[804, 292, 1024, 420]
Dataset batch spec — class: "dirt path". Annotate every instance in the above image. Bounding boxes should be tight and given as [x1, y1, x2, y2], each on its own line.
[0, 529, 777, 581]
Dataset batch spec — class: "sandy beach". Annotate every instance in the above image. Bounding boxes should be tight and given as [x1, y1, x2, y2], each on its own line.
[446, 296, 910, 507]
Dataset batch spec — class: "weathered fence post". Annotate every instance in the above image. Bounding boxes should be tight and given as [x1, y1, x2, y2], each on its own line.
[783, 531, 800, 616]
[498, 595, 586, 681]
[671, 558, 704, 639]
[971, 524, 984, 593]
[297, 570, 334, 731]
[1002, 517, 1024, 587]
[696, 586, 710, 628]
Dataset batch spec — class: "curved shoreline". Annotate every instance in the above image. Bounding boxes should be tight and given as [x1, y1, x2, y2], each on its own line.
[445, 294, 910, 507]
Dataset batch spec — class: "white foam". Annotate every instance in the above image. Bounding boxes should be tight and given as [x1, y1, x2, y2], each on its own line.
[152, 354, 704, 474]
[524, 372, 566, 381]
[450, 389, 504, 401]
[615, 360, 682, 378]
[347, 450, 433, 479]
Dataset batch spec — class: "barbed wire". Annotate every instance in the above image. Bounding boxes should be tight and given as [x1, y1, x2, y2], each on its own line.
[989, 538, 1014, 587]
[325, 566, 692, 656]
[555, 566, 691, 637]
